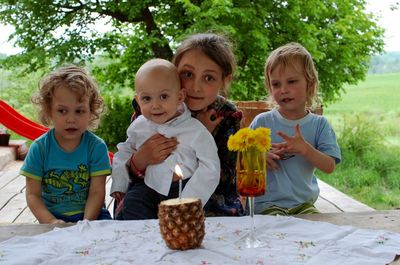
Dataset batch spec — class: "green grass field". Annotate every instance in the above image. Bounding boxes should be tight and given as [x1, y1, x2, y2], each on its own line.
[324, 72, 400, 146]
[325, 72, 400, 115]
[318, 72, 400, 209]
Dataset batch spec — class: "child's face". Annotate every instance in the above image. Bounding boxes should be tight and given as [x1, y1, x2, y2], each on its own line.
[177, 48, 231, 111]
[50, 86, 91, 148]
[135, 69, 184, 124]
[268, 61, 309, 119]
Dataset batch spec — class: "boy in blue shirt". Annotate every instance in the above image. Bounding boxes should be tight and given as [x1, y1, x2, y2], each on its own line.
[21, 66, 111, 223]
[251, 43, 341, 215]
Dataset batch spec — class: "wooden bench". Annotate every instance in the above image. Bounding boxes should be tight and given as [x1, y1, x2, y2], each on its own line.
[316, 179, 374, 213]
[235, 100, 323, 128]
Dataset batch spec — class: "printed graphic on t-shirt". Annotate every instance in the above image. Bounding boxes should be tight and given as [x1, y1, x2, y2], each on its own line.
[42, 164, 90, 205]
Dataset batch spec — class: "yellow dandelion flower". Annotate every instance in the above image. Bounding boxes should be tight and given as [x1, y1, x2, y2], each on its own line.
[236, 127, 251, 140]
[228, 135, 239, 151]
[247, 132, 256, 146]
[227, 127, 271, 152]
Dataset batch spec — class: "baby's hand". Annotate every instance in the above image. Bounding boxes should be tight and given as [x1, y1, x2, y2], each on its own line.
[273, 124, 307, 155]
[112, 192, 126, 204]
[172, 173, 181, 182]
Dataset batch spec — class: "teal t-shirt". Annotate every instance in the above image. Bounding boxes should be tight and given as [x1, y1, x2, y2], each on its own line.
[20, 129, 111, 216]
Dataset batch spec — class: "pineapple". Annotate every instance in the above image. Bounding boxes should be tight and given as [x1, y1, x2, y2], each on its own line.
[158, 198, 205, 250]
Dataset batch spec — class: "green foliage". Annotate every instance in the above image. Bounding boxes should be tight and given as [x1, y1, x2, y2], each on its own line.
[96, 95, 132, 149]
[0, 67, 47, 122]
[318, 144, 400, 210]
[336, 115, 383, 158]
[0, 0, 384, 103]
[318, 74, 400, 210]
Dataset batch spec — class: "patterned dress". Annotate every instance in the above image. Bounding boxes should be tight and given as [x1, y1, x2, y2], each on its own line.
[131, 96, 244, 216]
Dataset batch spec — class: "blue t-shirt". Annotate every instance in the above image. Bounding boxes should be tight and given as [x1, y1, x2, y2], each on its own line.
[20, 129, 111, 217]
[250, 108, 341, 212]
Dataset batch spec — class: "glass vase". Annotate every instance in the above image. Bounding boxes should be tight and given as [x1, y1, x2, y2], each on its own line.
[237, 146, 266, 197]
[236, 146, 266, 248]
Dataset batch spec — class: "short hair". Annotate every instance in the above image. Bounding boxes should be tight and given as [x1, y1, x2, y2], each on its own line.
[135, 58, 180, 92]
[264, 42, 319, 108]
[172, 33, 236, 95]
[32, 65, 104, 129]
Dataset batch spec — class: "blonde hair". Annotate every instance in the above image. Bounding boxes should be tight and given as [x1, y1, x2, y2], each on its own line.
[264, 42, 319, 109]
[32, 65, 104, 129]
[135, 58, 180, 93]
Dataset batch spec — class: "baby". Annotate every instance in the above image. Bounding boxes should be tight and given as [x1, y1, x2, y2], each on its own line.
[111, 58, 220, 219]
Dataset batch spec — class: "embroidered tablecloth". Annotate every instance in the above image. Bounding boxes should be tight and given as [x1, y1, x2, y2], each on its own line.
[0, 215, 399, 264]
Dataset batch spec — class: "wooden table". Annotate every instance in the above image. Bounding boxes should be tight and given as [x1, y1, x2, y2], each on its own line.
[297, 210, 400, 233]
[0, 223, 74, 243]
[1, 210, 399, 243]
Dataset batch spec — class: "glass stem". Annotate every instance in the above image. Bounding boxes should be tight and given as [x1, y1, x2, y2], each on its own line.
[248, 196, 255, 235]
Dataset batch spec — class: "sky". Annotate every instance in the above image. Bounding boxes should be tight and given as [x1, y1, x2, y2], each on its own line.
[0, 1, 399, 55]
[365, 0, 400, 52]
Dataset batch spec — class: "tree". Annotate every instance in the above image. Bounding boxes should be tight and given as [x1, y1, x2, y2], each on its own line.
[0, 0, 384, 103]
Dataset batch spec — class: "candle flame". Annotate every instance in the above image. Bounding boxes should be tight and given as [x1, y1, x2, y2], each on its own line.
[175, 164, 183, 179]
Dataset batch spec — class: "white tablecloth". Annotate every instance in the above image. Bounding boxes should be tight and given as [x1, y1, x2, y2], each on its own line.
[0, 215, 399, 264]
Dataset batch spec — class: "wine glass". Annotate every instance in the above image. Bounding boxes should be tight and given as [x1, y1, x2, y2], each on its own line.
[236, 148, 266, 248]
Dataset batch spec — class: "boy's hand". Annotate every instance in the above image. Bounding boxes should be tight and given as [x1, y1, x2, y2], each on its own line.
[273, 124, 308, 156]
[50, 219, 66, 225]
[266, 151, 281, 170]
[112, 192, 126, 204]
[195, 109, 223, 133]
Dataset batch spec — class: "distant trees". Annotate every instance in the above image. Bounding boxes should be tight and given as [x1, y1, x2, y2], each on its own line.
[369, 52, 400, 74]
[0, 0, 384, 103]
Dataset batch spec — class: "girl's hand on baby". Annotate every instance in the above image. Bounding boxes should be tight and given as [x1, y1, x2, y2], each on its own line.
[136, 134, 178, 166]
[112, 192, 126, 204]
[195, 108, 223, 133]
[273, 124, 307, 156]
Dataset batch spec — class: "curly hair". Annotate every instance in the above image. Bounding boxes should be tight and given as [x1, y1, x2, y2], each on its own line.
[32, 65, 104, 130]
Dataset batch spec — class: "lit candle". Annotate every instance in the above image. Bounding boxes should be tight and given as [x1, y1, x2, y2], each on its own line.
[174, 164, 183, 200]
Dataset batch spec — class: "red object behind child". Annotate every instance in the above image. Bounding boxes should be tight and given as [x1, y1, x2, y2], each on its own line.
[0, 99, 113, 162]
